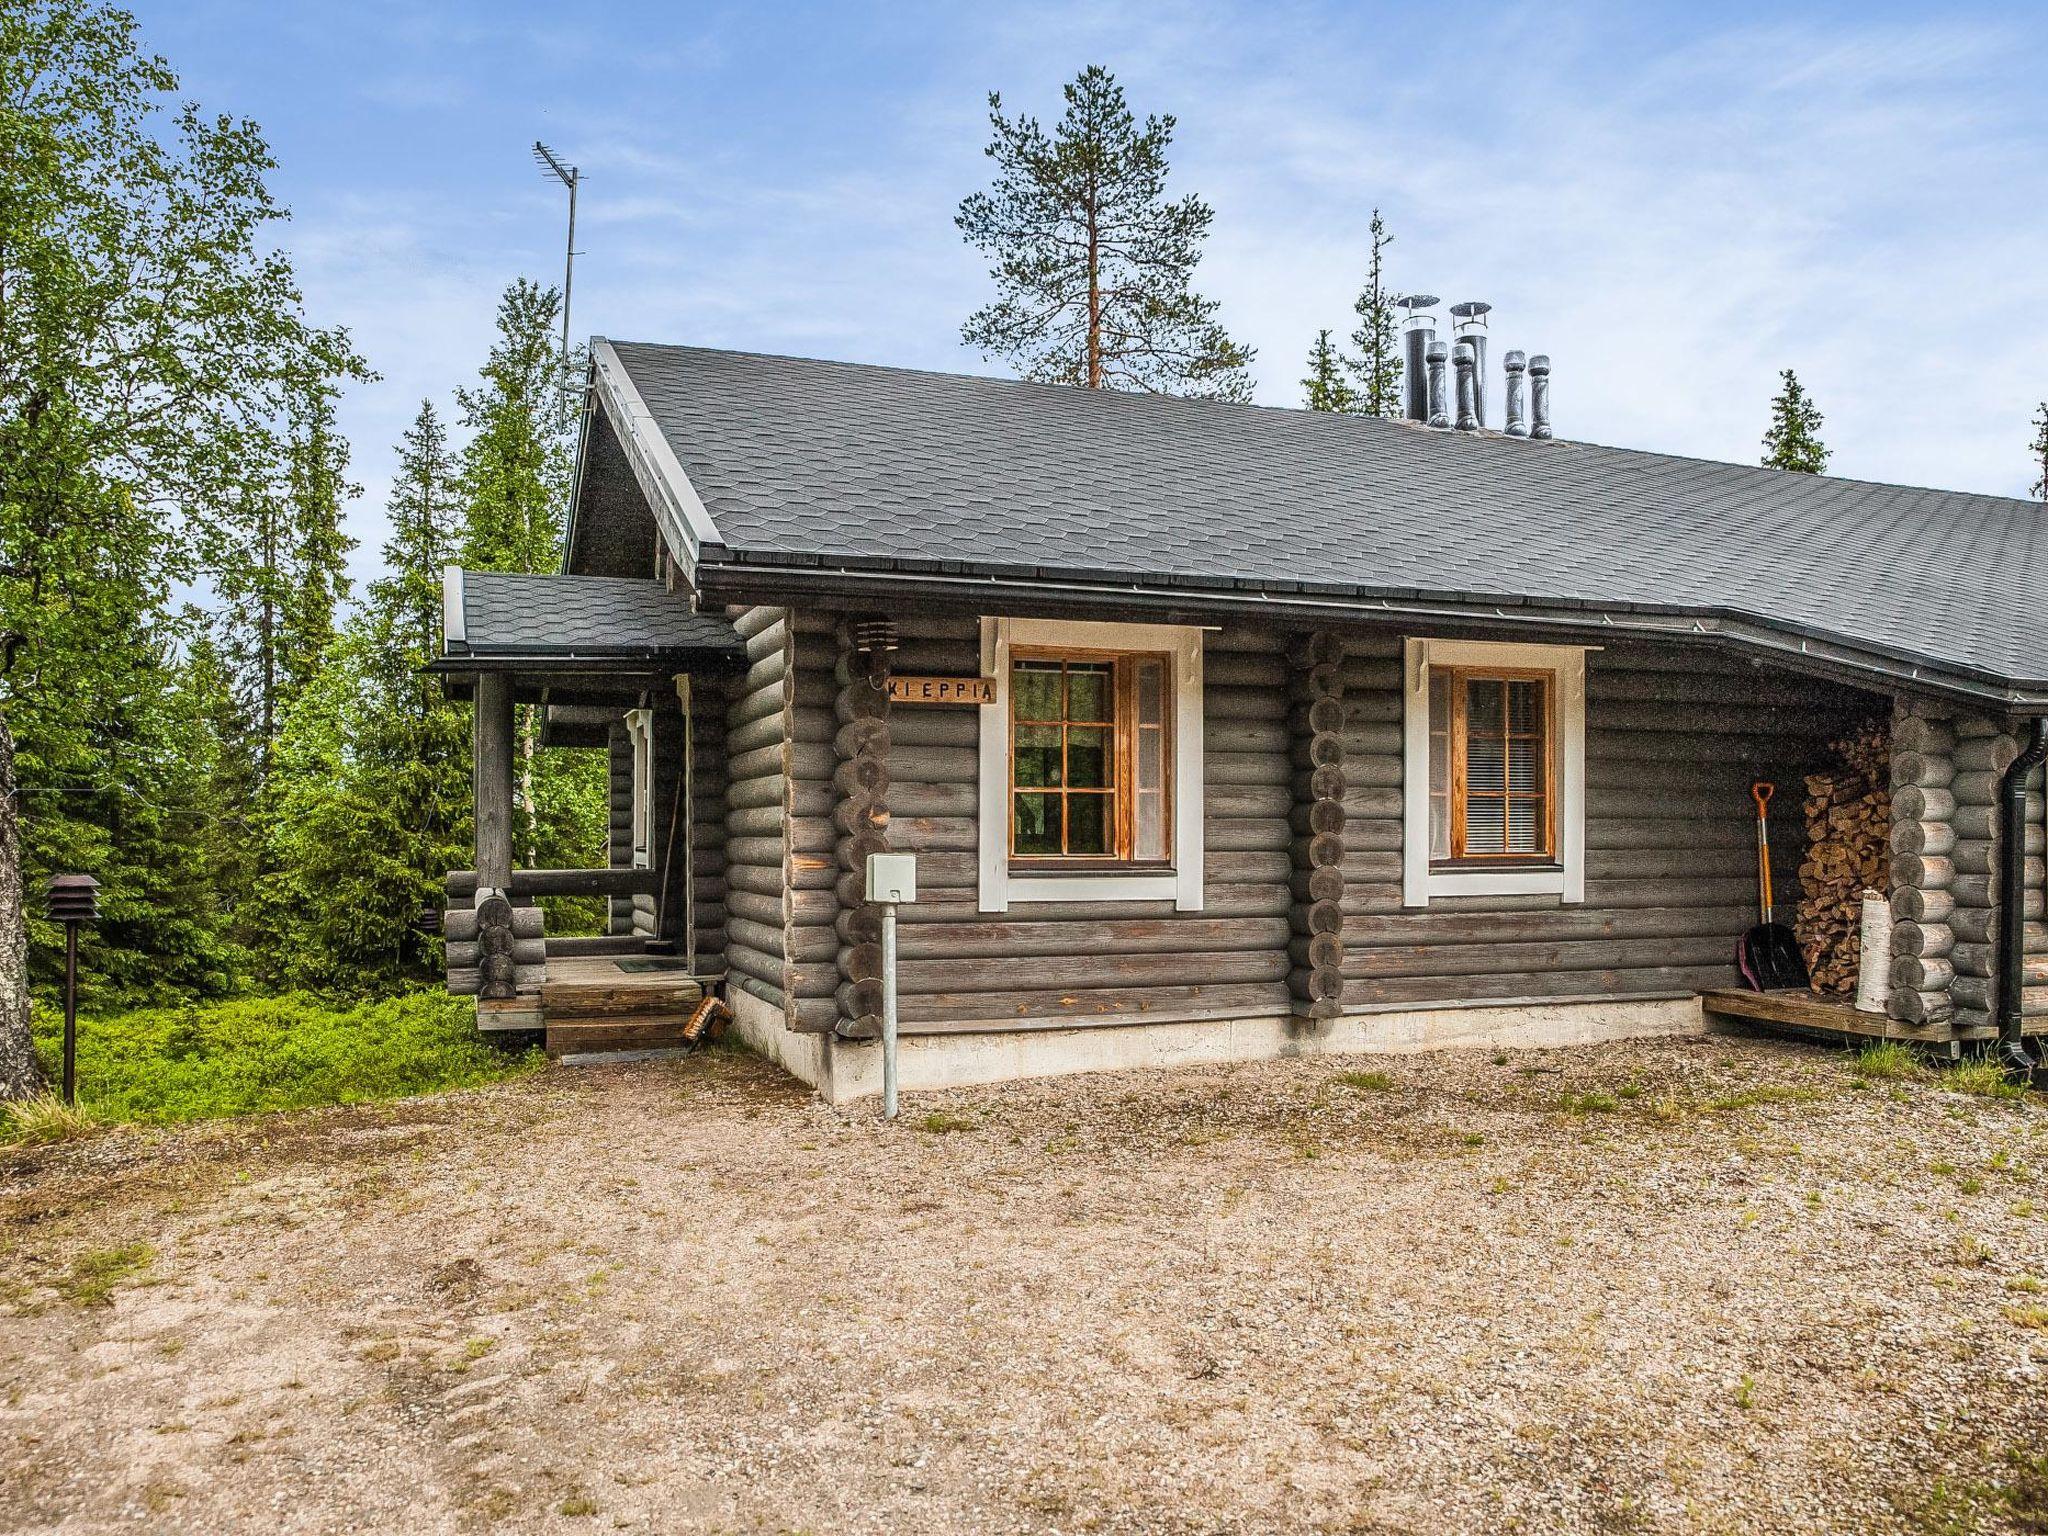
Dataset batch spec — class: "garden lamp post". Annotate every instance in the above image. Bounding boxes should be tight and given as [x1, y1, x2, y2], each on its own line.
[44, 874, 100, 1106]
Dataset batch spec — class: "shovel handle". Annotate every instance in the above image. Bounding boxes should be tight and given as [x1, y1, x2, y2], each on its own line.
[1752, 781, 1775, 922]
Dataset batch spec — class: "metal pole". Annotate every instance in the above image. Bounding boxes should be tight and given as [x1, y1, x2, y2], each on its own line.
[881, 901, 898, 1120]
[560, 166, 577, 368]
[62, 922, 78, 1106]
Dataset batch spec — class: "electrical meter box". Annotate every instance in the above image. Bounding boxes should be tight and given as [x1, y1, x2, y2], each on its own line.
[864, 852, 917, 904]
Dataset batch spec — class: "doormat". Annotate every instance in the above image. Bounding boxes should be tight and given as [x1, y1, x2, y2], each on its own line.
[612, 958, 691, 973]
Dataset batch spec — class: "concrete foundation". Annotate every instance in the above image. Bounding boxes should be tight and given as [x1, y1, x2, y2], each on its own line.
[732, 992, 1706, 1105]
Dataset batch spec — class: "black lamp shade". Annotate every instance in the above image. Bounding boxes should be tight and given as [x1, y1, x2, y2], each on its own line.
[45, 873, 100, 924]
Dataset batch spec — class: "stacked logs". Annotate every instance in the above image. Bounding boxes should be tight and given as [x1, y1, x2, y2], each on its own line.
[1794, 717, 1891, 997]
[1944, 720, 2024, 1034]
[1888, 708, 1959, 1027]
[1287, 631, 1347, 1020]
[832, 618, 892, 1038]
[445, 889, 545, 998]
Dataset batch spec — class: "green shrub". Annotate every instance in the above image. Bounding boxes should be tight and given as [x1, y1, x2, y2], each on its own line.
[26, 992, 538, 1127]
[0, 1092, 101, 1145]
[1855, 1041, 1922, 1081]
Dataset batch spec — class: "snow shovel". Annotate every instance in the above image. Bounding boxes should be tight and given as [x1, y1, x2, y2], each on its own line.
[1738, 781, 1809, 991]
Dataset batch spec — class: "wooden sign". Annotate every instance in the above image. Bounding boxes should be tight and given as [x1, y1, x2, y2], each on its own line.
[887, 675, 995, 707]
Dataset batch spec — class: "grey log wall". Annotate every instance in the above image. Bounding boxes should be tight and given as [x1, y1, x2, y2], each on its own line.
[752, 610, 1883, 1036]
[1889, 705, 2047, 1038]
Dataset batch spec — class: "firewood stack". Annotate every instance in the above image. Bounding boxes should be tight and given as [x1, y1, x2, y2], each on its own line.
[1796, 718, 1892, 997]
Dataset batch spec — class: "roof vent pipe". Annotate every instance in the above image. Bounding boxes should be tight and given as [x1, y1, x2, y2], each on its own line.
[1453, 342, 1479, 431]
[1529, 354, 1553, 440]
[1503, 351, 1529, 437]
[1997, 717, 2048, 1080]
[1399, 295, 1439, 423]
[1426, 340, 1450, 428]
[1450, 302, 1491, 426]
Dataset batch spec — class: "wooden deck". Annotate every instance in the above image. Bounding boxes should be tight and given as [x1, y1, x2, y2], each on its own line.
[476, 954, 712, 1056]
[1700, 987, 1989, 1050]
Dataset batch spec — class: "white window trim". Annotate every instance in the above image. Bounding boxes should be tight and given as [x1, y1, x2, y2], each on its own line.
[978, 617, 1205, 913]
[1402, 637, 1589, 908]
[625, 708, 655, 868]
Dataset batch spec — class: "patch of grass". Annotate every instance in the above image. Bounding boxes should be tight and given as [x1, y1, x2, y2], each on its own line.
[0, 1092, 101, 1146]
[1856, 1040, 1922, 1080]
[2005, 1303, 2048, 1330]
[1333, 1070, 1393, 1092]
[57, 1243, 154, 1307]
[1946, 1058, 2027, 1100]
[1558, 1090, 1619, 1116]
[1732, 1373, 1758, 1411]
[28, 992, 540, 1128]
[914, 1111, 977, 1134]
[559, 1495, 598, 1517]
[2007, 1276, 2044, 1294]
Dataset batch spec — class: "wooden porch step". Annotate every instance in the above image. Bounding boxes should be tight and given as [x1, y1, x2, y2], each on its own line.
[540, 975, 704, 1019]
[545, 1015, 693, 1056]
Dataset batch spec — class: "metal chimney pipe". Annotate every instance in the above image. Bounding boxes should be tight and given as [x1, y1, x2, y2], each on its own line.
[1450, 302, 1491, 426]
[1503, 350, 1529, 437]
[1399, 295, 1439, 422]
[1453, 342, 1478, 431]
[1426, 340, 1450, 428]
[1529, 354, 1553, 440]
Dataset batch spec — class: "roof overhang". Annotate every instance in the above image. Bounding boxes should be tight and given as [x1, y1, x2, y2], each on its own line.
[696, 549, 2048, 714]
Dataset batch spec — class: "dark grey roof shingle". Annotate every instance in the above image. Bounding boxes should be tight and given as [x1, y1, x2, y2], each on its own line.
[607, 341, 2048, 691]
[453, 570, 739, 660]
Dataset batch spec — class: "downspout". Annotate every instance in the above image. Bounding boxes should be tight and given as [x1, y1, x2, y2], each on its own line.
[1997, 717, 2048, 1078]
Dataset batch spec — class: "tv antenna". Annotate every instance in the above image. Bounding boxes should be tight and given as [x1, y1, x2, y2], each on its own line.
[533, 141, 580, 372]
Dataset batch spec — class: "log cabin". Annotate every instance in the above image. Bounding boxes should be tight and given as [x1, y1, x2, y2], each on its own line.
[428, 333, 2048, 1100]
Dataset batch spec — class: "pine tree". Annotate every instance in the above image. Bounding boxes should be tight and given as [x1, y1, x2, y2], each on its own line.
[386, 401, 458, 659]
[282, 367, 357, 699]
[2029, 402, 2048, 501]
[1343, 208, 1402, 418]
[1761, 369, 1830, 474]
[0, 0, 364, 1092]
[1302, 331, 1358, 412]
[957, 64, 1255, 401]
[459, 280, 571, 576]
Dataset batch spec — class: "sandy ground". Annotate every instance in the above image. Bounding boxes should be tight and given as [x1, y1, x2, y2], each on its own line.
[3, 1033, 2047, 1536]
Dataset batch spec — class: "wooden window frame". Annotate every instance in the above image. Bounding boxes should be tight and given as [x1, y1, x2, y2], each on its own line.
[1435, 666, 1558, 868]
[1007, 646, 1173, 870]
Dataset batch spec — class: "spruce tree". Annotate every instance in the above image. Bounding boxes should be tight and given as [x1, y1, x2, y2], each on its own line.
[1302, 331, 1358, 413]
[459, 280, 571, 576]
[1761, 369, 1830, 474]
[2029, 402, 2048, 501]
[1343, 208, 1402, 418]
[957, 65, 1254, 401]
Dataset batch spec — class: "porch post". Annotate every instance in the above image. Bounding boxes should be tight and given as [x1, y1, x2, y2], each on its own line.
[473, 672, 514, 893]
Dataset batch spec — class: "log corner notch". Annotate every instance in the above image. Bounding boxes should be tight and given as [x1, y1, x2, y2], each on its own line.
[831, 616, 893, 1039]
[1288, 631, 1347, 1021]
[1887, 701, 1960, 1030]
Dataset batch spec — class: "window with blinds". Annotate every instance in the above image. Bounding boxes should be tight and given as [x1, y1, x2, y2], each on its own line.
[1010, 650, 1171, 865]
[1427, 668, 1556, 863]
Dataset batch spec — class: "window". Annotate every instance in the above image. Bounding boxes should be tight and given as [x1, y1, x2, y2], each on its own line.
[1403, 638, 1588, 906]
[625, 709, 654, 867]
[1010, 652, 1171, 864]
[979, 618, 1205, 912]
[1428, 669, 1555, 863]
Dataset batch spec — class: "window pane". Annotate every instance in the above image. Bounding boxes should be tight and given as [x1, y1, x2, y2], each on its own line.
[1066, 726, 1110, 788]
[1467, 678, 1503, 734]
[1135, 658, 1165, 725]
[1014, 793, 1058, 854]
[1136, 726, 1163, 791]
[1507, 737, 1543, 793]
[1067, 793, 1110, 854]
[1013, 663, 1061, 721]
[1506, 798, 1543, 853]
[1066, 664, 1113, 723]
[1506, 679, 1543, 735]
[1015, 724, 1063, 787]
[1429, 795, 1450, 860]
[1136, 791, 1165, 860]
[1429, 670, 1448, 733]
[1467, 733, 1506, 794]
[1465, 797, 1507, 854]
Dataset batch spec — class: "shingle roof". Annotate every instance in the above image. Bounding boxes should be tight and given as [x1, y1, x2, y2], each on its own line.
[445, 570, 740, 664]
[604, 341, 2048, 696]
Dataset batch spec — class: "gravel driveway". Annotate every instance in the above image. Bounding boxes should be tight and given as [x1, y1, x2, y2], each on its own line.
[3, 1033, 2046, 1534]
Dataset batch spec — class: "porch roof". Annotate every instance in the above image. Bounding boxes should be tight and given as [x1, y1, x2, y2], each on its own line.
[577, 339, 2048, 708]
[432, 569, 742, 674]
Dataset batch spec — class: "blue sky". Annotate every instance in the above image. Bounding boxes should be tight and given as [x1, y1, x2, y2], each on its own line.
[141, 0, 2048, 588]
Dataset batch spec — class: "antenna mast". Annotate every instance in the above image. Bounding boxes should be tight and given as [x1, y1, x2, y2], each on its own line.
[533, 141, 580, 380]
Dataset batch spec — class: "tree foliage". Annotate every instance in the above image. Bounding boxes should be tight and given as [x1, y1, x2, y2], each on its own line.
[0, 0, 364, 1093]
[2029, 402, 2047, 502]
[1344, 209, 1402, 418]
[957, 65, 1254, 401]
[1761, 369, 1829, 474]
[1301, 330, 1357, 413]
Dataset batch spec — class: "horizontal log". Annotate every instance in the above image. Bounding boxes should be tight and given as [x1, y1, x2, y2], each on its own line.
[1890, 853, 1955, 892]
[1890, 785, 1954, 824]
[1289, 966, 1344, 1003]
[447, 868, 657, 899]
[444, 937, 546, 968]
[1890, 819, 1956, 857]
[1892, 887, 1956, 924]
[1891, 717, 1956, 756]
[1344, 934, 1734, 980]
[895, 948, 1290, 997]
[1951, 977, 2048, 1016]
[1953, 736, 2019, 774]
[1952, 800, 2044, 841]
[1887, 988, 1954, 1027]
[1890, 954, 1954, 992]
[1342, 963, 1735, 1009]
[1346, 905, 1752, 949]
[1890, 920, 1953, 958]
[1287, 934, 1344, 971]
[900, 981, 1291, 1028]
[1947, 945, 2048, 984]
[442, 905, 546, 943]
[893, 915, 1289, 962]
[1951, 770, 2001, 807]
[787, 994, 841, 1034]
[1890, 752, 1956, 790]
